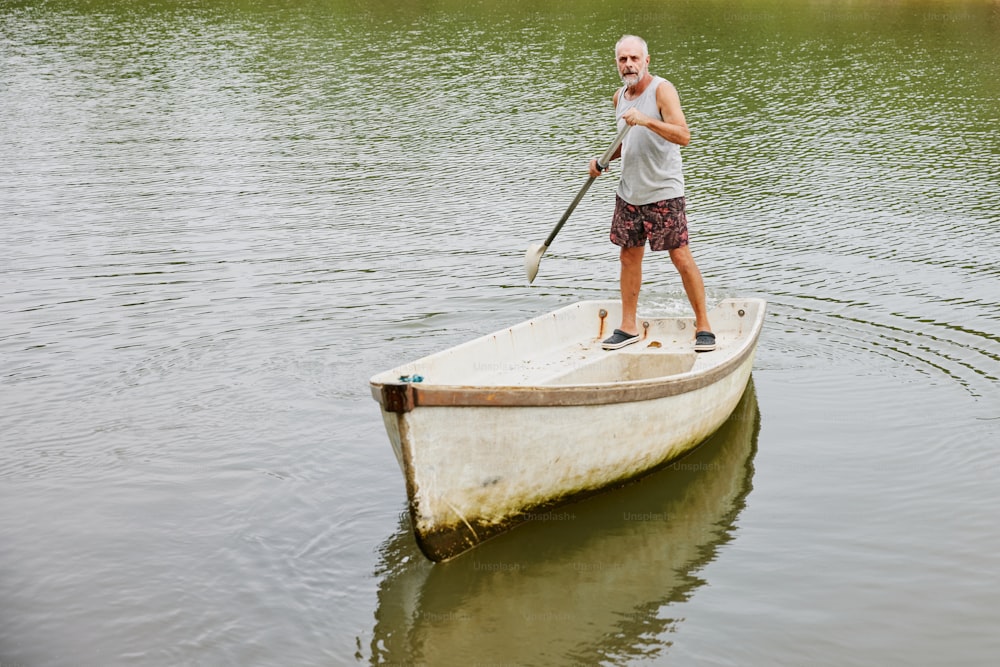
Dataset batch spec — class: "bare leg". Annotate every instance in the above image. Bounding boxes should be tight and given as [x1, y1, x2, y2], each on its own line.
[668, 245, 712, 332]
[618, 245, 645, 334]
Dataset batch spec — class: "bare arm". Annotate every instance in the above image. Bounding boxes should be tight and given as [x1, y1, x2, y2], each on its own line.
[620, 81, 690, 146]
[590, 90, 625, 177]
[608, 89, 624, 160]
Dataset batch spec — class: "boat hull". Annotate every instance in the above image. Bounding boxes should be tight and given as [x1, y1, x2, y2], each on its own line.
[371, 298, 766, 562]
[368, 381, 760, 663]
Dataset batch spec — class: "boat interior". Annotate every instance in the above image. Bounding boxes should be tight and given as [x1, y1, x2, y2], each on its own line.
[372, 299, 765, 390]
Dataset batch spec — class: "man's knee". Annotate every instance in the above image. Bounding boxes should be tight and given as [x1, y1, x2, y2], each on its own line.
[669, 246, 696, 271]
[620, 246, 645, 268]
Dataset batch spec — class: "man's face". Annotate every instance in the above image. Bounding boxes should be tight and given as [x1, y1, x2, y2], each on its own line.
[616, 41, 648, 88]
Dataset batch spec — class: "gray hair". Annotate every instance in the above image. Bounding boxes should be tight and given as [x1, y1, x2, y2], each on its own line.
[615, 35, 649, 58]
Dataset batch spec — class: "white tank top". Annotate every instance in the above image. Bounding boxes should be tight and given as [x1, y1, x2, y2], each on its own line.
[615, 76, 685, 205]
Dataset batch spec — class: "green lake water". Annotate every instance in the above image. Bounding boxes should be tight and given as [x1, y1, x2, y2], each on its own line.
[2, 1, 999, 664]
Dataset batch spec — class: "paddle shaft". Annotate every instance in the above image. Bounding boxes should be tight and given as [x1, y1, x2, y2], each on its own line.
[541, 124, 631, 249]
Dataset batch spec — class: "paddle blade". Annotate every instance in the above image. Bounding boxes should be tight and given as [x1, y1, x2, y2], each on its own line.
[524, 243, 546, 284]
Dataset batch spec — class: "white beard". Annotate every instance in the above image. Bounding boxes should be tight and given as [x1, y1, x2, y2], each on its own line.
[620, 71, 642, 87]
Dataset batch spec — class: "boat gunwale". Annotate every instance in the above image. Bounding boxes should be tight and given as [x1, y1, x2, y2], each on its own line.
[372, 299, 766, 411]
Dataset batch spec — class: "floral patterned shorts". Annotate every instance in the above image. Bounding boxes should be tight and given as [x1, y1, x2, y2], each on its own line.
[610, 195, 688, 251]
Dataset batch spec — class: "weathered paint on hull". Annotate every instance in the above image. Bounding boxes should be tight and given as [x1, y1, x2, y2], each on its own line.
[368, 382, 760, 663]
[382, 353, 755, 562]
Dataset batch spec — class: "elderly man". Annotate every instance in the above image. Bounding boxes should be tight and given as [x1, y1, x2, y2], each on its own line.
[591, 34, 715, 352]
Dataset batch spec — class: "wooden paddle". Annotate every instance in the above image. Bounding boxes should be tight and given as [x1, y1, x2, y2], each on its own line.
[524, 124, 631, 283]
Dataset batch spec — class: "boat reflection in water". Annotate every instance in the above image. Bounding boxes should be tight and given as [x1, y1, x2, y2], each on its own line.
[367, 380, 760, 665]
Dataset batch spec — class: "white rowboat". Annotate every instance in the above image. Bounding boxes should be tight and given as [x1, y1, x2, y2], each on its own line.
[370, 297, 767, 562]
[369, 381, 760, 661]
